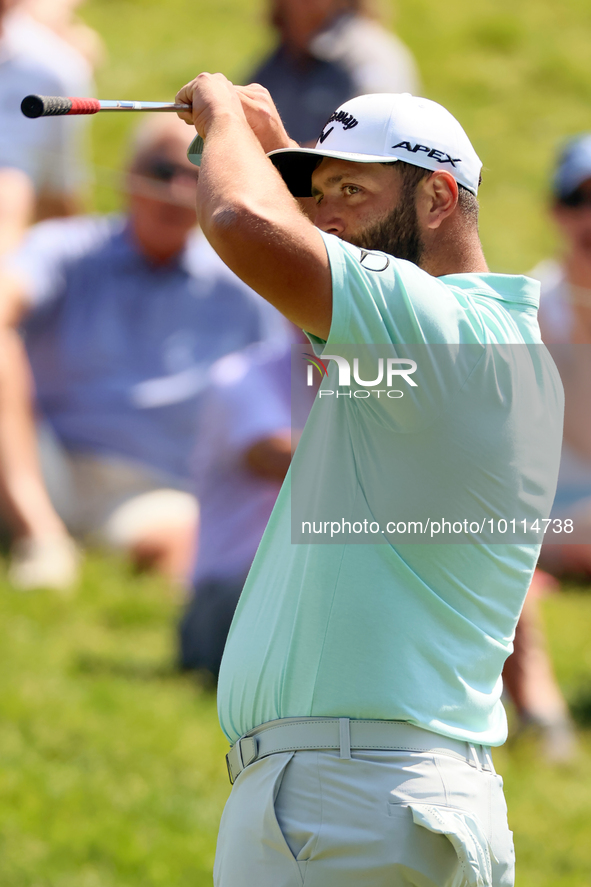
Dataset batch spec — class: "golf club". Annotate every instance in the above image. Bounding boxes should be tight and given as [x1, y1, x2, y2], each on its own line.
[21, 94, 204, 165]
[21, 95, 191, 118]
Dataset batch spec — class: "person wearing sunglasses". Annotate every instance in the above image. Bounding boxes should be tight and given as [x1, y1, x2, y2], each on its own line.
[0, 114, 286, 590]
[500, 136, 591, 763]
[532, 134, 591, 576]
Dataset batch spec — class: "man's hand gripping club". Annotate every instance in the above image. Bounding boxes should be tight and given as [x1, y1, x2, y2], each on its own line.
[175, 73, 295, 155]
[173, 73, 332, 339]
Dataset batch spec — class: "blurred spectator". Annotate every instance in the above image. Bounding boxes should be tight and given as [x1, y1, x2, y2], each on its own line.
[0, 166, 33, 254]
[0, 115, 287, 589]
[0, 0, 93, 236]
[502, 570, 575, 762]
[21, 0, 105, 70]
[534, 134, 591, 575]
[500, 137, 591, 762]
[179, 338, 313, 678]
[249, 0, 420, 145]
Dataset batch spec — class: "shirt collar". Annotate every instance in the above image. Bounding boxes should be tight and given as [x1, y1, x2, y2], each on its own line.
[438, 272, 540, 310]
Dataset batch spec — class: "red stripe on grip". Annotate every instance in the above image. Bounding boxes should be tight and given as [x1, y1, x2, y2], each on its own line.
[67, 97, 101, 115]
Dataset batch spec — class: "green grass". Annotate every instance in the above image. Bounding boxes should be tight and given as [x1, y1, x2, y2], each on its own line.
[495, 589, 591, 886]
[1, 556, 591, 885]
[0, 554, 230, 887]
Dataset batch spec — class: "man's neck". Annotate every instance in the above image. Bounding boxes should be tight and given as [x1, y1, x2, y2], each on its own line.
[128, 219, 188, 266]
[419, 234, 489, 278]
[138, 244, 182, 266]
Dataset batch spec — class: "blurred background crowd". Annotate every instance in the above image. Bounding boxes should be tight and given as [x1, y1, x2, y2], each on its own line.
[1, 0, 591, 884]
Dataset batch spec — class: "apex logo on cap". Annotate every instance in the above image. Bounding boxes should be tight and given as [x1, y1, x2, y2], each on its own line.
[392, 141, 462, 167]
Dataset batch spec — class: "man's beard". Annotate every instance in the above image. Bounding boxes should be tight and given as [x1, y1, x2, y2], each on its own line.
[348, 186, 424, 265]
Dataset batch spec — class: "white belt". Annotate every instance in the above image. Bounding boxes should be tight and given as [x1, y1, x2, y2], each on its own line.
[226, 717, 495, 784]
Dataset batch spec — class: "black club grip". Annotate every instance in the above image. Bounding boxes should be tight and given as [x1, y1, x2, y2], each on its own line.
[21, 95, 73, 118]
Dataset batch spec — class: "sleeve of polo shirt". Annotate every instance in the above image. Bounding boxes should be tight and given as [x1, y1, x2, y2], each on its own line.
[192, 346, 292, 489]
[312, 230, 457, 347]
[3, 216, 110, 310]
[39, 110, 89, 196]
[27, 63, 92, 196]
[216, 354, 292, 461]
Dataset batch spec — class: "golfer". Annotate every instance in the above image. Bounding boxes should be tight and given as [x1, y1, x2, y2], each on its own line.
[176, 76, 563, 887]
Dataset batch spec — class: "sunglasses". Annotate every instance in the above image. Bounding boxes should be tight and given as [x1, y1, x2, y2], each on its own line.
[558, 189, 591, 209]
[140, 158, 198, 183]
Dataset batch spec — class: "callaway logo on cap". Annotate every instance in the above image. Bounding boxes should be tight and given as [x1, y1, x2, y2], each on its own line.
[267, 93, 482, 197]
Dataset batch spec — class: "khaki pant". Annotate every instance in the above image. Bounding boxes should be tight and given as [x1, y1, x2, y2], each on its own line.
[37, 424, 198, 548]
[214, 746, 514, 887]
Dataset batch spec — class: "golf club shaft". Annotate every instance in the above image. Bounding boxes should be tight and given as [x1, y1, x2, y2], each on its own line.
[21, 95, 191, 119]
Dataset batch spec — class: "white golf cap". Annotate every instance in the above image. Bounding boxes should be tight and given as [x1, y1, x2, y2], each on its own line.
[268, 93, 482, 197]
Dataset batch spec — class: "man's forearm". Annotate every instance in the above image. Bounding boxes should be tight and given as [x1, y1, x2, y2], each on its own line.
[0, 327, 67, 539]
[176, 74, 331, 336]
[196, 109, 301, 249]
[35, 191, 85, 222]
[0, 169, 34, 255]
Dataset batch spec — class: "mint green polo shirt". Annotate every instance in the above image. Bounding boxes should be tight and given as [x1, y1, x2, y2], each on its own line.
[217, 232, 564, 747]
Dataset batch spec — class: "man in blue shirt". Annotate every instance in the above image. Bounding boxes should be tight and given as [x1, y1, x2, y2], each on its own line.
[0, 115, 285, 588]
[175, 80, 563, 886]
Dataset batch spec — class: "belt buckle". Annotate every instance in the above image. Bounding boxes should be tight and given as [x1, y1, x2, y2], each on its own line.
[226, 735, 258, 785]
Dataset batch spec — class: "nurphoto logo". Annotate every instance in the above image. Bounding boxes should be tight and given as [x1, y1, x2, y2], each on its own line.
[303, 352, 418, 399]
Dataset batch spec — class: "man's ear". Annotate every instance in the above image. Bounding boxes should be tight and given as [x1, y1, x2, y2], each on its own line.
[416, 171, 458, 230]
